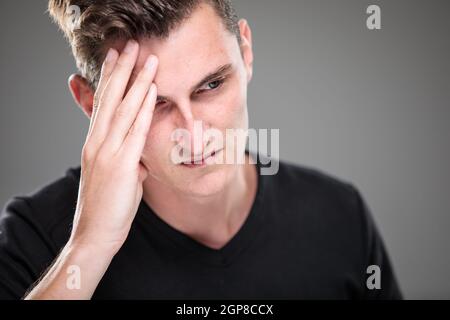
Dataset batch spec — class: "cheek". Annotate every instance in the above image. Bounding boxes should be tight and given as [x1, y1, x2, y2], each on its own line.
[210, 81, 247, 129]
[142, 124, 167, 162]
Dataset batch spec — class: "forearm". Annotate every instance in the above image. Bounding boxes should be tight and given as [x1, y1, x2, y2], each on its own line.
[24, 241, 115, 300]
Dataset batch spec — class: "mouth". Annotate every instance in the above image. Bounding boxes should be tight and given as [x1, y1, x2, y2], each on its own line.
[181, 149, 222, 168]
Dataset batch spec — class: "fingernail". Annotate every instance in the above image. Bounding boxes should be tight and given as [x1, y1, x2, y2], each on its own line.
[149, 83, 157, 93]
[144, 56, 157, 70]
[104, 48, 114, 63]
[123, 39, 137, 53]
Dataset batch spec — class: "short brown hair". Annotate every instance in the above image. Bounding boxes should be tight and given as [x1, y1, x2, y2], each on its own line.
[48, 0, 241, 90]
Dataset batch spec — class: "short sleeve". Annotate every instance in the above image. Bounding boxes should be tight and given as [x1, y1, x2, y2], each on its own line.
[0, 197, 57, 299]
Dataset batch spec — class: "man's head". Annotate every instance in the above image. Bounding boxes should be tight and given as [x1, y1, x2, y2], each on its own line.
[48, 0, 254, 196]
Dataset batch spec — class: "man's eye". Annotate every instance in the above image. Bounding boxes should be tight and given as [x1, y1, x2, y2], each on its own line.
[197, 79, 224, 94]
[154, 100, 172, 113]
[207, 80, 222, 89]
[156, 100, 168, 108]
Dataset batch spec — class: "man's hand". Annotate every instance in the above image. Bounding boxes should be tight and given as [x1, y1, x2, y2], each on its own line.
[71, 39, 157, 253]
[25, 39, 158, 299]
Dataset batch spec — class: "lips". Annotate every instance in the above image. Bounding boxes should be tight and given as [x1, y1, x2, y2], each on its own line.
[182, 150, 216, 165]
[181, 149, 222, 166]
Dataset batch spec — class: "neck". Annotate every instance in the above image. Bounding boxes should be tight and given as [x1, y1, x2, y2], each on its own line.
[142, 153, 258, 250]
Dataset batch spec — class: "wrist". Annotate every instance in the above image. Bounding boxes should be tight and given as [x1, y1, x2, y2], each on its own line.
[66, 236, 121, 260]
[25, 237, 116, 300]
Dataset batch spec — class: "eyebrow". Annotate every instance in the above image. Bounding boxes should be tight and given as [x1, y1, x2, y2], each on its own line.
[156, 63, 233, 102]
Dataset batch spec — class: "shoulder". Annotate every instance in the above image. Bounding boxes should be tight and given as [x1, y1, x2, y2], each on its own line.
[265, 158, 362, 209]
[262, 158, 376, 270]
[0, 166, 81, 246]
[261, 158, 370, 238]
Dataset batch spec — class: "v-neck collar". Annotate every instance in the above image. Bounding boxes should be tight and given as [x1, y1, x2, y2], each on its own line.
[136, 150, 267, 267]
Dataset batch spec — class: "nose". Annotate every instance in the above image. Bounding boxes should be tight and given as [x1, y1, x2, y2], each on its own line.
[175, 101, 209, 158]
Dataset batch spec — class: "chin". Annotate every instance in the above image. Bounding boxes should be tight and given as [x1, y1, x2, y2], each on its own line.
[178, 165, 232, 198]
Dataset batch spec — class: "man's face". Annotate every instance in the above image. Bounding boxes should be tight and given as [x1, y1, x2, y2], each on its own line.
[111, 4, 253, 196]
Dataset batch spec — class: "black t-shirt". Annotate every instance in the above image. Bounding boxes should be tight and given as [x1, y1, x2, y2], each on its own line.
[0, 155, 402, 299]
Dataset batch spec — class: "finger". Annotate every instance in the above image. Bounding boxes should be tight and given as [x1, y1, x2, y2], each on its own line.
[121, 83, 157, 165]
[89, 39, 140, 147]
[87, 48, 119, 138]
[137, 162, 149, 183]
[103, 55, 158, 152]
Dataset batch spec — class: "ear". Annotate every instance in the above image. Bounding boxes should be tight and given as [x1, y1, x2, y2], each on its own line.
[238, 19, 254, 83]
[68, 74, 95, 118]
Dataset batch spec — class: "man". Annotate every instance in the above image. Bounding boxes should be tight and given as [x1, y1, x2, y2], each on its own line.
[0, 0, 402, 299]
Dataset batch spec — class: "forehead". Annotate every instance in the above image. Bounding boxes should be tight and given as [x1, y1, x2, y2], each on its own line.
[113, 3, 240, 92]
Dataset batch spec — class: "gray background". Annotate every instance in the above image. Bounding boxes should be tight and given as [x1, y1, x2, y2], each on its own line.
[1, 0, 449, 299]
